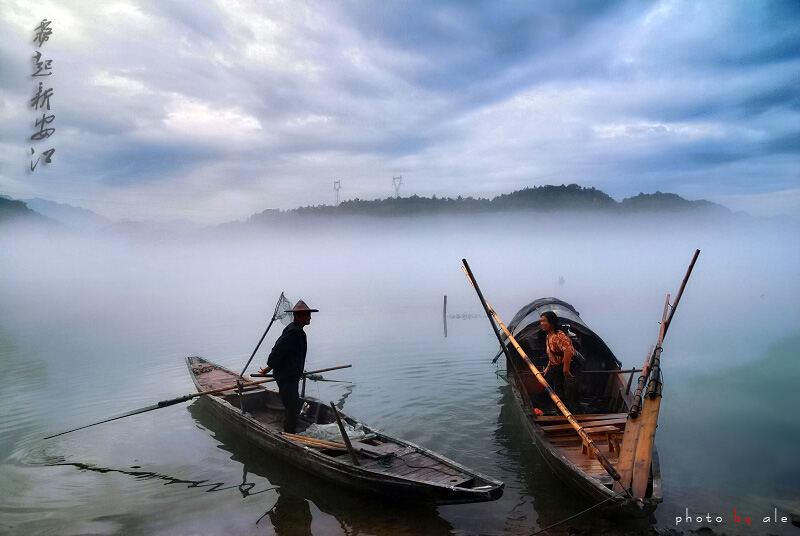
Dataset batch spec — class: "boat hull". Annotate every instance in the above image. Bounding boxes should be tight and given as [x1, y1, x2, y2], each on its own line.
[501, 298, 662, 518]
[508, 381, 660, 517]
[187, 356, 503, 505]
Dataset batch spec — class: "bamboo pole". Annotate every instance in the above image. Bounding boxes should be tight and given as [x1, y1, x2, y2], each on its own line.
[615, 249, 700, 495]
[664, 249, 700, 336]
[461, 259, 621, 483]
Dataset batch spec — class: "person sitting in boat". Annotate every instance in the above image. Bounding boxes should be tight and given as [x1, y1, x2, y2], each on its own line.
[258, 300, 318, 434]
[540, 311, 582, 414]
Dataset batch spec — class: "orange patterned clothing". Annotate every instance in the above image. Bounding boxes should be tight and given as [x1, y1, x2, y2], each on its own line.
[546, 331, 574, 368]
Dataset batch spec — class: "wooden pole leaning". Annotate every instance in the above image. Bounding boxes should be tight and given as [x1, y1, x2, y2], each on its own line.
[630, 249, 700, 418]
[330, 402, 361, 467]
[664, 249, 700, 336]
[43, 364, 352, 440]
[461, 259, 621, 483]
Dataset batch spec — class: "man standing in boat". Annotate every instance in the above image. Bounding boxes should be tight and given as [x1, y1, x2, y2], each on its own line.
[258, 300, 318, 434]
[541, 311, 582, 414]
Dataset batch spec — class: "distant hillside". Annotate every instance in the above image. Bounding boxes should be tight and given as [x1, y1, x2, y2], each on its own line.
[3, 184, 735, 234]
[0, 197, 58, 226]
[490, 184, 617, 211]
[620, 191, 731, 214]
[23, 198, 111, 231]
[247, 184, 729, 223]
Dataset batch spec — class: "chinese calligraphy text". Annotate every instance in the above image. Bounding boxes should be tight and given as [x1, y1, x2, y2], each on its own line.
[30, 19, 55, 172]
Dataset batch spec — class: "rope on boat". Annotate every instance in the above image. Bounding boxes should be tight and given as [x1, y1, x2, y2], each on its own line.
[531, 489, 630, 535]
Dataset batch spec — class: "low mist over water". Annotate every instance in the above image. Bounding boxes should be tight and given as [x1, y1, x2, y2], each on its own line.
[1, 212, 799, 535]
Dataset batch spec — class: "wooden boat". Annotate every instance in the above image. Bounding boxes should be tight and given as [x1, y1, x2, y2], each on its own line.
[500, 297, 662, 517]
[185, 356, 504, 505]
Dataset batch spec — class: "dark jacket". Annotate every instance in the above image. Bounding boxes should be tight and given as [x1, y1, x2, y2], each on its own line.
[267, 321, 307, 380]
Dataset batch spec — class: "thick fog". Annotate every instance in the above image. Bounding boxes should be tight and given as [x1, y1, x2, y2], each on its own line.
[3, 212, 799, 378]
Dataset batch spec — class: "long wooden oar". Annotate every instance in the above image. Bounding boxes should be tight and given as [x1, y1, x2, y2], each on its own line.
[462, 259, 622, 483]
[44, 364, 352, 440]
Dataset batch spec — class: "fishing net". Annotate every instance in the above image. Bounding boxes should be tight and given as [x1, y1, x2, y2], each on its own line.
[274, 293, 294, 325]
[300, 422, 366, 442]
[238, 292, 294, 378]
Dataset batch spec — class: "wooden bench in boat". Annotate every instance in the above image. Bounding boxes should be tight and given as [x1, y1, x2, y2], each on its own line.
[534, 412, 626, 423]
[539, 417, 627, 434]
[535, 413, 627, 454]
[540, 418, 626, 460]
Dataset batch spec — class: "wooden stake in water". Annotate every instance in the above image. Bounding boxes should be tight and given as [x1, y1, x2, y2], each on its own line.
[443, 295, 448, 338]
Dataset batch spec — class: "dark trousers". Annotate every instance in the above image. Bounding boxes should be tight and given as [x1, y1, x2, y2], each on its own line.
[547, 368, 582, 415]
[276, 378, 302, 433]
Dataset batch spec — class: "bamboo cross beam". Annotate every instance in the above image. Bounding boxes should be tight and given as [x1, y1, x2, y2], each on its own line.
[461, 259, 622, 483]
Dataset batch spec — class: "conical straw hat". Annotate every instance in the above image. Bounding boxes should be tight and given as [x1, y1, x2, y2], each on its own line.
[287, 300, 319, 313]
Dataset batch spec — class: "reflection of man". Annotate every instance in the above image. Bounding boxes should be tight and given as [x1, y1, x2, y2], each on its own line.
[268, 492, 312, 536]
[259, 300, 318, 433]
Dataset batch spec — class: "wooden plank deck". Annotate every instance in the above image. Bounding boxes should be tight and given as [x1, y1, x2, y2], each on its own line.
[190, 362, 264, 393]
[557, 444, 620, 477]
[353, 450, 473, 486]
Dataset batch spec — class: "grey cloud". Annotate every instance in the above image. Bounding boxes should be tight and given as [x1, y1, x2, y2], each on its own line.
[740, 80, 800, 117]
[93, 142, 222, 186]
[146, 0, 230, 44]
[763, 132, 800, 156]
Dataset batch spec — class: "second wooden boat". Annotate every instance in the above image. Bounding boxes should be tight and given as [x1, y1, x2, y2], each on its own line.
[500, 297, 662, 517]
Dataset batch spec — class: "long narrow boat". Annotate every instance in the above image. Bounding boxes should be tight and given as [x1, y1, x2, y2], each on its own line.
[500, 298, 662, 517]
[185, 356, 504, 505]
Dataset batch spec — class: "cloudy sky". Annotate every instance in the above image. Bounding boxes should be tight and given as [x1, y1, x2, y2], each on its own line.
[1, 0, 798, 223]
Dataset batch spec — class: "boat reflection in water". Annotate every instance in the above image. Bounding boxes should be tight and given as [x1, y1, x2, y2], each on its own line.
[188, 398, 457, 536]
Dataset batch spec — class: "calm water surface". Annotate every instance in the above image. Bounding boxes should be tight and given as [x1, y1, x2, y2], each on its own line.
[1, 213, 799, 535]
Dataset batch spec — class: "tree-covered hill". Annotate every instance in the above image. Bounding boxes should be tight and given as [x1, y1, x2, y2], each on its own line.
[248, 184, 729, 223]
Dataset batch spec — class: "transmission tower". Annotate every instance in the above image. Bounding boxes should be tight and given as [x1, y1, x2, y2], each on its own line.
[392, 175, 402, 198]
[333, 180, 341, 206]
